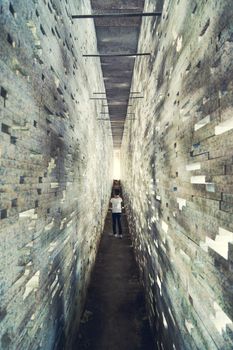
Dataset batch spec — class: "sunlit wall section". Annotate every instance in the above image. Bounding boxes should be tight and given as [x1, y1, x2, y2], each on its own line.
[121, 0, 233, 349]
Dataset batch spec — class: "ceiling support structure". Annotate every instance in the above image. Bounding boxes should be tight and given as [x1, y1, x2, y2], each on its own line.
[93, 91, 141, 95]
[103, 103, 133, 105]
[91, 97, 142, 100]
[72, 12, 162, 19]
[83, 53, 150, 57]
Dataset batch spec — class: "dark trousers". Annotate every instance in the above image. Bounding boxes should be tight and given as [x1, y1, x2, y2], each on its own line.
[112, 213, 122, 235]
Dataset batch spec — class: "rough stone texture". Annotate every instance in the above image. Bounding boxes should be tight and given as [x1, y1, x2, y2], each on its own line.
[121, 0, 233, 349]
[0, 1, 112, 349]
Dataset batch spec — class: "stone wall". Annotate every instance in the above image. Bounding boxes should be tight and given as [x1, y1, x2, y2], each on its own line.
[0, 1, 112, 349]
[121, 0, 233, 349]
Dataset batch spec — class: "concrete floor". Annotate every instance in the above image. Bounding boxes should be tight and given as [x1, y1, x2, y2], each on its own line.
[72, 210, 155, 350]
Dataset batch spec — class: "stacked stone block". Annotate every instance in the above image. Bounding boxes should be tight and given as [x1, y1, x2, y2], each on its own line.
[122, 0, 233, 349]
[0, 1, 112, 349]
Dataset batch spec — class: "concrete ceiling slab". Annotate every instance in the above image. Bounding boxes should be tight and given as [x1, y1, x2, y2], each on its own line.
[91, 0, 145, 148]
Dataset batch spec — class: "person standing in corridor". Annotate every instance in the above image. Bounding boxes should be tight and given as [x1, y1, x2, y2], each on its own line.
[110, 189, 123, 238]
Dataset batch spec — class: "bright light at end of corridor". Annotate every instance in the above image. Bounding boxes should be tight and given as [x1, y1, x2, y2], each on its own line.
[113, 150, 121, 179]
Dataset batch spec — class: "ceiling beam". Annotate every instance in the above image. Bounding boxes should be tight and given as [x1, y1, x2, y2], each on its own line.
[83, 53, 150, 57]
[95, 92, 140, 94]
[72, 12, 162, 19]
[91, 98, 130, 100]
[103, 104, 132, 107]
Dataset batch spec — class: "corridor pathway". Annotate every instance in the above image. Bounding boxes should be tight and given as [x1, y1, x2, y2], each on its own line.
[72, 209, 154, 350]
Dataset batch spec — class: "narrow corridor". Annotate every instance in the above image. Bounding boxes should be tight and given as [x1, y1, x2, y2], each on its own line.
[72, 209, 154, 350]
[1, 1, 233, 349]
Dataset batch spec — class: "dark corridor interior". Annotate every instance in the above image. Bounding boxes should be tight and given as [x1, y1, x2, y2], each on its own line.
[72, 200, 154, 350]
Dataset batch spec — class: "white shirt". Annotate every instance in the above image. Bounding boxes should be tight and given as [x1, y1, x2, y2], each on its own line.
[110, 196, 122, 213]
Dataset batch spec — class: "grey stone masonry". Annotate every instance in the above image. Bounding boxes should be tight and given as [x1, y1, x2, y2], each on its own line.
[0, 1, 112, 349]
[121, 0, 233, 349]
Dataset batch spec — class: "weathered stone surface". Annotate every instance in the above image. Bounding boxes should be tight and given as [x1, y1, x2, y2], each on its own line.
[0, 1, 112, 349]
[121, 0, 233, 349]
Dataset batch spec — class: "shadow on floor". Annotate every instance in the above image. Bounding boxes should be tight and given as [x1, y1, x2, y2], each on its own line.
[72, 210, 155, 350]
